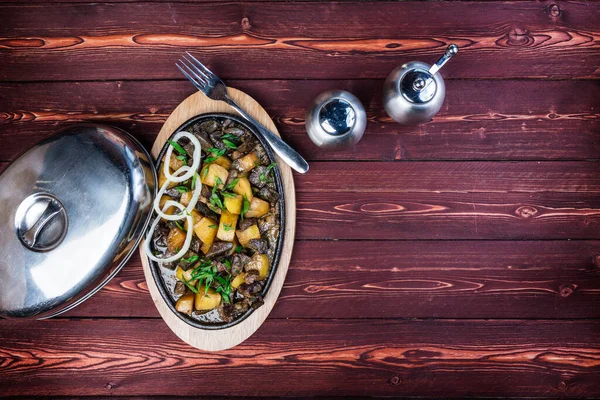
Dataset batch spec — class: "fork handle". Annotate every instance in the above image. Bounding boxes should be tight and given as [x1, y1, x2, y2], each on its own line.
[226, 99, 310, 174]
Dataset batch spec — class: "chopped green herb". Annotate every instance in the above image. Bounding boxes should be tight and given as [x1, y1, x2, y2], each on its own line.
[221, 133, 239, 142]
[226, 178, 240, 191]
[181, 254, 200, 264]
[175, 185, 189, 193]
[223, 223, 233, 232]
[152, 250, 162, 256]
[204, 148, 227, 164]
[174, 221, 186, 232]
[167, 140, 187, 156]
[241, 194, 250, 220]
[175, 154, 187, 163]
[222, 139, 237, 149]
[210, 193, 223, 209]
[259, 162, 277, 183]
[191, 171, 199, 190]
[202, 165, 209, 179]
[224, 259, 232, 270]
[208, 224, 218, 229]
[221, 191, 236, 198]
[235, 245, 243, 253]
[182, 277, 199, 294]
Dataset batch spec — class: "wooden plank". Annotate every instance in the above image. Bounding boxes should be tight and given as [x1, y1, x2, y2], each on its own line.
[1, 79, 599, 162]
[0, 2, 599, 80]
[1, 161, 599, 239]
[63, 240, 600, 319]
[0, 319, 599, 397]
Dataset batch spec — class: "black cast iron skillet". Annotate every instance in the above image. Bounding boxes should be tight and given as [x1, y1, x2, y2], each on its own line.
[148, 113, 285, 330]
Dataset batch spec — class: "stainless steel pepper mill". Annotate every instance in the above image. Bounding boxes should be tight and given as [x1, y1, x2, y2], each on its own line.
[383, 44, 458, 125]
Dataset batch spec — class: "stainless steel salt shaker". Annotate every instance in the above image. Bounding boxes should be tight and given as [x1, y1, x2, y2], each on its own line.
[383, 44, 458, 125]
[306, 90, 367, 150]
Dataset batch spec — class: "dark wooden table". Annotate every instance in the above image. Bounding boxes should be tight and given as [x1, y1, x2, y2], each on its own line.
[1, 0, 599, 398]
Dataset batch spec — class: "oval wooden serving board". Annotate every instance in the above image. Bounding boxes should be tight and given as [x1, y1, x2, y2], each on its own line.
[140, 88, 296, 351]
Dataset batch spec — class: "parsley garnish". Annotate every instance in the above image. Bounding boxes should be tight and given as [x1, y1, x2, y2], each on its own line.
[175, 185, 189, 193]
[235, 245, 243, 253]
[223, 223, 233, 231]
[167, 140, 187, 156]
[208, 224, 218, 229]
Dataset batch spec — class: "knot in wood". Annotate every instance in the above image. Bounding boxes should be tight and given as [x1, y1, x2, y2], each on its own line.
[390, 376, 401, 385]
[241, 17, 251, 30]
[557, 380, 569, 391]
[548, 3, 562, 19]
[559, 284, 576, 297]
[506, 27, 533, 47]
[105, 383, 114, 390]
[594, 255, 600, 268]
[515, 205, 538, 219]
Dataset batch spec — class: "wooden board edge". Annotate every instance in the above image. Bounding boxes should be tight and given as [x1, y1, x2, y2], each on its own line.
[140, 88, 296, 351]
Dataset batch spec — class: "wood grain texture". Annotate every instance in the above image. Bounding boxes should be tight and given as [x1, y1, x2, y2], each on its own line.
[63, 241, 600, 319]
[1, 319, 599, 397]
[1, 79, 599, 162]
[0, 161, 598, 240]
[140, 88, 296, 351]
[0, 2, 599, 80]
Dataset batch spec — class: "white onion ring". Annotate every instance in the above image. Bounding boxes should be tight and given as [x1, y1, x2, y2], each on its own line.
[144, 202, 194, 264]
[163, 131, 201, 183]
[145, 132, 203, 264]
[153, 166, 202, 220]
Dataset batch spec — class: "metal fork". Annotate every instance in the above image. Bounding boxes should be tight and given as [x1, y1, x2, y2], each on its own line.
[177, 53, 309, 174]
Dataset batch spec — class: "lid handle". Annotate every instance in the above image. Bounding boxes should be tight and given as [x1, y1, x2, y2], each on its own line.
[15, 193, 68, 252]
[22, 201, 62, 248]
[428, 44, 459, 76]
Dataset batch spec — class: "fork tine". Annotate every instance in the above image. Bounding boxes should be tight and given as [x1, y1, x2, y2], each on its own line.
[185, 52, 216, 80]
[178, 59, 209, 88]
[176, 62, 204, 92]
[182, 54, 211, 82]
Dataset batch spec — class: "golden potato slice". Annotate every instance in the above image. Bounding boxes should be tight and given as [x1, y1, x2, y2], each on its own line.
[193, 217, 218, 247]
[217, 211, 238, 242]
[224, 194, 243, 214]
[236, 224, 261, 247]
[201, 164, 228, 188]
[158, 163, 177, 189]
[195, 286, 221, 311]
[213, 155, 232, 170]
[232, 177, 253, 201]
[245, 253, 270, 280]
[231, 273, 246, 289]
[159, 195, 176, 215]
[236, 152, 259, 172]
[167, 227, 186, 253]
[175, 292, 195, 315]
[244, 197, 269, 218]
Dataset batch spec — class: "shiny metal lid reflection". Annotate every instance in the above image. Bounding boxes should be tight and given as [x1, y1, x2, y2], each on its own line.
[0, 124, 156, 318]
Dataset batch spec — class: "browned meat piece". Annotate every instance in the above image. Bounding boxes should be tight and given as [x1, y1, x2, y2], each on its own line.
[247, 238, 268, 254]
[164, 187, 182, 200]
[191, 123, 215, 150]
[214, 260, 228, 273]
[205, 241, 233, 259]
[209, 131, 226, 151]
[258, 214, 277, 234]
[217, 302, 235, 323]
[245, 271, 258, 285]
[160, 251, 177, 270]
[190, 237, 201, 254]
[174, 281, 186, 296]
[200, 120, 219, 134]
[254, 144, 270, 165]
[222, 119, 233, 129]
[223, 127, 245, 138]
[195, 202, 219, 220]
[250, 295, 264, 309]
[238, 282, 262, 297]
[178, 250, 199, 270]
[238, 217, 257, 231]
[152, 223, 169, 248]
[257, 187, 279, 203]
[234, 139, 257, 156]
[225, 169, 239, 186]
[234, 299, 250, 314]
[249, 166, 268, 188]
[201, 184, 212, 199]
[231, 253, 251, 275]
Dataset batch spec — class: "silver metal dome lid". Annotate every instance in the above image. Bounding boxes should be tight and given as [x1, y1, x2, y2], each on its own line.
[0, 124, 156, 318]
